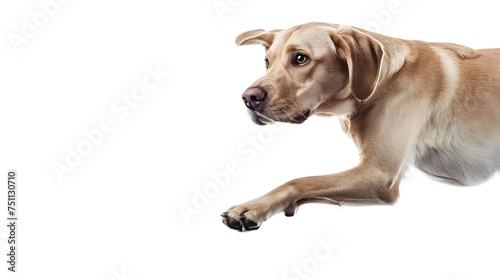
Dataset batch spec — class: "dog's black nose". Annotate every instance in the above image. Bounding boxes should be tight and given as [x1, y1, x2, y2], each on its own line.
[242, 87, 267, 110]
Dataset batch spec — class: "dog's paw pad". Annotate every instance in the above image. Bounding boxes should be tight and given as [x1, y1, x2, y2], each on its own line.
[221, 211, 261, 232]
[242, 217, 260, 230]
[284, 211, 295, 217]
[284, 203, 297, 217]
[221, 212, 243, 231]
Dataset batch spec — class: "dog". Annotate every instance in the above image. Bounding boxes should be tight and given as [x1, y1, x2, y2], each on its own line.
[221, 22, 500, 231]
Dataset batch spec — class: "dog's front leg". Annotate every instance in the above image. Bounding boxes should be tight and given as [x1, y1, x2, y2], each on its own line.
[221, 96, 426, 231]
[221, 162, 402, 231]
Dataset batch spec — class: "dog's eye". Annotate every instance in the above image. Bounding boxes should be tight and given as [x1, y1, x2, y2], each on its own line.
[265, 58, 270, 69]
[294, 54, 309, 65]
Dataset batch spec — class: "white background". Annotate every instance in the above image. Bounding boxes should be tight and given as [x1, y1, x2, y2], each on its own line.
[1, 0, 500, 279]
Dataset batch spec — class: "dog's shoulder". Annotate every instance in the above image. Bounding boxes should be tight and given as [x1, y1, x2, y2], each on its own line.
[433, 42, 481, 59]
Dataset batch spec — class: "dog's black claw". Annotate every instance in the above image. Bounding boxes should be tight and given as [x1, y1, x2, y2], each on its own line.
[243, 218, 260, 230]
[284, 211, 295, 217]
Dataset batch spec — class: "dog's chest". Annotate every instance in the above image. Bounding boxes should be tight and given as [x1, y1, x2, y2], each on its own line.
[413, 144, 498, 186]
[411, 105, 497, 185]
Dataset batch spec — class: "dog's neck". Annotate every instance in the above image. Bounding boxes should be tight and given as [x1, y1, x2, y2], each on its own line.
[375, 36, 411, 89]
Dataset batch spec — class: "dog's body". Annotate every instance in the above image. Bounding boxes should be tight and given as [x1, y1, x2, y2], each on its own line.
[222, 22, 500, 231]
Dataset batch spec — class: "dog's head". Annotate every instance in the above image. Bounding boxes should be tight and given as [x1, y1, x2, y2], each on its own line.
[236, 22, 385, 125]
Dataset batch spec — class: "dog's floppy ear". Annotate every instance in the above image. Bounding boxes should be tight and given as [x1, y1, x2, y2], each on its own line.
[235, 29, 282, 49]
[330, 27, 384, 101]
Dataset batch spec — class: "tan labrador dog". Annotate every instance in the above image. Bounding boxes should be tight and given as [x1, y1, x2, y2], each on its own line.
[221, 22, 500, 231]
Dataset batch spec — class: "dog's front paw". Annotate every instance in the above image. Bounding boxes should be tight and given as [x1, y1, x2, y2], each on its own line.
[221, 203, 269, 232]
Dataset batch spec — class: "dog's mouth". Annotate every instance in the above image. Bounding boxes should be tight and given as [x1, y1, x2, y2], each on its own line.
[250, 110, 310, 125]
[249, 112, 274, 126]
[290, 110, 311, 124]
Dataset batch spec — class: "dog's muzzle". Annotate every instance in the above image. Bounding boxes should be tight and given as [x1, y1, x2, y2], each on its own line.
[241, 86, 310, 125]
